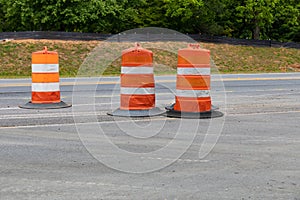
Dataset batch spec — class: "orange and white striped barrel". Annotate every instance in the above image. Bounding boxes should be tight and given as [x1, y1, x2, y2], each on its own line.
[31, 47, 61, 104]
[173, 44, 211, 113]
[120, 43, 155, 110]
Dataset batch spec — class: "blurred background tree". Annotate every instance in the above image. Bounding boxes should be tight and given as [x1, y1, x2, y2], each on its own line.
[0, 0, 299, 42]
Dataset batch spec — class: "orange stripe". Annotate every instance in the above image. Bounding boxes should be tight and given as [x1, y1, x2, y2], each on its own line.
[120, 94, 155, 110]
[32, 54, 59, 64]
[176, 75, 210, 90]
[177, 64, 210, 68]
[121, 74, 155, 88]
[174, 96, 211, 112]
[178, 50, 210, 65]
[121, 63, 153, 67]
[178, 49, 210, 55]
[122, 51, 153, 66]
[32, 73, 59, 83]
[31, 92, 60, 103]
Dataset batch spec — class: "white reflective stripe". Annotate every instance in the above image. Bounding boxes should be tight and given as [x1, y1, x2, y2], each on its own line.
[32, 64, 59, 73]
[32, 83, 60, 92]
[177, 67, 210, 75]
[121, 66, 153, 74]
[121, 87, 155, 95]
[176, 89, 210, 98]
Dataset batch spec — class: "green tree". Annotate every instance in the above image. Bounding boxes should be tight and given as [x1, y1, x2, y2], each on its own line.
[193, 0, 229, 35]
[0, 0, 299, 42]
[133, 0, 169, 28]
[235, 0, 280, 40]
[0, 0, 116, 32]
[105, 0, 147, 33]
[133, 0, 207, 33]
[163, 0, 204, 32]
[0, 1, 4, 31]
[270, 0, 300, 41]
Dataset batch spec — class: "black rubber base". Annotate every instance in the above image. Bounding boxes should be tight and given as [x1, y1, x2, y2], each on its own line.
[19, 101, 72, 109]
[107, 107, 165, 117]
[165, 104, 223, 119]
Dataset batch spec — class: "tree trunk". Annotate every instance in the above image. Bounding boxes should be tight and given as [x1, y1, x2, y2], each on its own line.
[253, 19, 260, 40]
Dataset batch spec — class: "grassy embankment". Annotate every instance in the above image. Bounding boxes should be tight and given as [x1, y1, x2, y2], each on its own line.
[0, 39, 299, 78]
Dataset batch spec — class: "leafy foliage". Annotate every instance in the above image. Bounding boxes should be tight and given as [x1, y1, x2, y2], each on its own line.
[235, 0, 280, 39]
[0, 0, 299, 42]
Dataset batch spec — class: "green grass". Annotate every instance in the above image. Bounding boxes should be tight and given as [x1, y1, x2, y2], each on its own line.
[203, 43, 300, 73]
[0, 40, 299, 78]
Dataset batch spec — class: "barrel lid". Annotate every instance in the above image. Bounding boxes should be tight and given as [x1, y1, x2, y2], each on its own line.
[179, 44, 210, 53]
[122, 43, 152, 55]
[32, 46, 58, 55]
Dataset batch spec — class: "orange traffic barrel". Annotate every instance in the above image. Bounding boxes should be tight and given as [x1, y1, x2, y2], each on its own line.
[165, 44, 223, 118]
[108, 43, 164, 117]
[19, 47, 71, 109]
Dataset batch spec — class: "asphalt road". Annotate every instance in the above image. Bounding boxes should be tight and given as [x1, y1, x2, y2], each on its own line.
[0, 73, 300, 199]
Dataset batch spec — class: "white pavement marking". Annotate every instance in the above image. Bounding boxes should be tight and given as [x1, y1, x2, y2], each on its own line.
[0, 111, 107, 120]
[235, 92, 300, 98]
[0, 177, 157, 191]
[140, 156, 210, 163]
[0, 110, 300, 129]
[0, 107, 20, 110]
[0, 109, 299, 130]
[246, 139, 300, 143]
[227, 110, 300, 116]
[0, 117, 175, 129]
